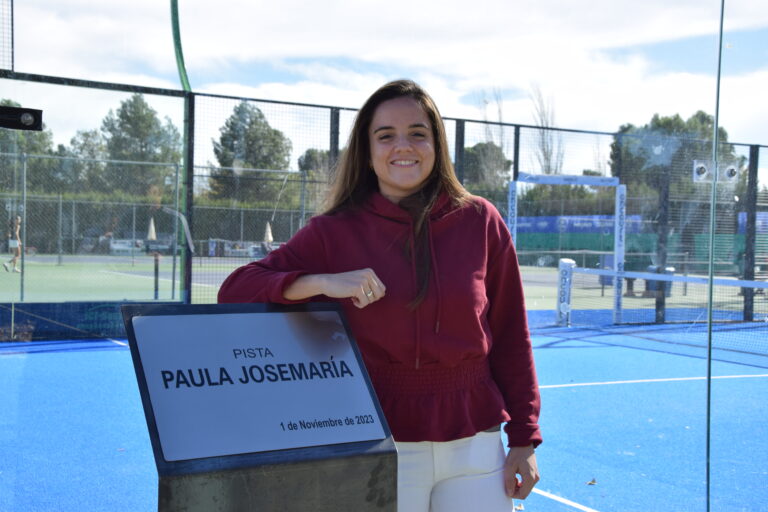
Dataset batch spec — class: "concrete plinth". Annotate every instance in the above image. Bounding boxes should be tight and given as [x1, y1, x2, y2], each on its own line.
[158, 441, 396, 512]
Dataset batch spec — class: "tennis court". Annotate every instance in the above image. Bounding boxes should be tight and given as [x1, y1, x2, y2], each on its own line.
[1, 311, 765, 512]
[0, 254, 201, 303]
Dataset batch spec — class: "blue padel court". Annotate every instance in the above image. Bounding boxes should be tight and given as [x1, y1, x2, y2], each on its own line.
[2, 320, 766, 512]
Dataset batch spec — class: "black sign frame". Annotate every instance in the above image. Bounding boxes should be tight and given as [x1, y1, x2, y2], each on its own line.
[121, 302, 393, 478]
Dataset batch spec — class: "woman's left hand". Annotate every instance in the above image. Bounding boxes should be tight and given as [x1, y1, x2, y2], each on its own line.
[503, 444, 539, 499]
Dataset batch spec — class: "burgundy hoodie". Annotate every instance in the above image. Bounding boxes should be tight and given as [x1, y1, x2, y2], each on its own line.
[218, 191, 542, 448]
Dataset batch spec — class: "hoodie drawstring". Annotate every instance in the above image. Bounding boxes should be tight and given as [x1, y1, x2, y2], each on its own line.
[427, 223, 442, 335]
[408, 228, 421, 369]
[411, 221, 443, 369]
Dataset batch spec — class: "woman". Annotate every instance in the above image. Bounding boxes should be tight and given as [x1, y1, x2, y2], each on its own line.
[218, 79, 541, 511]
[4, 215, 21, 273]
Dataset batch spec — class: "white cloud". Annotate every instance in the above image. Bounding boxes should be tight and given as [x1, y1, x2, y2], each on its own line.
[4, 0, 766, 166]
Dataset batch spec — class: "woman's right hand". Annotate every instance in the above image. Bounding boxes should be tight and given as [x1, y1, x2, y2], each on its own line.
[283, 268, 386, 308]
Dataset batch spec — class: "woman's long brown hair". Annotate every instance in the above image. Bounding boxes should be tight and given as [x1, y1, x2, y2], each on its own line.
[324, 79, 470, 307]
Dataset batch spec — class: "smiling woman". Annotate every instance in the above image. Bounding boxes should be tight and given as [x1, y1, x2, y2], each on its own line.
[218, 79, 542, 512]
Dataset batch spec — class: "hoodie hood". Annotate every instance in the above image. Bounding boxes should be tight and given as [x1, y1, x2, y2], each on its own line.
[362, 190, 457, 225]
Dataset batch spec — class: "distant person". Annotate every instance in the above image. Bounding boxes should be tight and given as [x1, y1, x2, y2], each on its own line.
[95, 215, 120, 254]
[4, 215, 22, 273]
[218, 79, 541, 511]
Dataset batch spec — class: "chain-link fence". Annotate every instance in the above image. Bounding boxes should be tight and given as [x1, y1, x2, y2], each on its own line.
[190, 163, 330, 303]
[0, 72, 766, 338]
[1, 152, 184, 305]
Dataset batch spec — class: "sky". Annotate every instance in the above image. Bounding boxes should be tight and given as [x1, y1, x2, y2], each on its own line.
[1, 0, 766, 171]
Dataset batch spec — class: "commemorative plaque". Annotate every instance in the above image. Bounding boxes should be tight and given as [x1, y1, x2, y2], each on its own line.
[122, 302, 396, 512]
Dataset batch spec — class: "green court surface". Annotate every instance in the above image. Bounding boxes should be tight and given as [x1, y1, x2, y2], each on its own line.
[1, 256, 563, 309]
[0, 255, 197, 303]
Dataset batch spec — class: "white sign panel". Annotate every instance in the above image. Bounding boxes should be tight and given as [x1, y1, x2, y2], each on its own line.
[131, 310, 386, 462]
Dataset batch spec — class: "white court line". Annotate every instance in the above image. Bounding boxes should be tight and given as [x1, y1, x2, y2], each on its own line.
[540, 374, 768, 389]
[533, 377, 768, 511]
[99, 270, 219, 287]
[532, 488, 601, 512]
[99, 269, 170, 281]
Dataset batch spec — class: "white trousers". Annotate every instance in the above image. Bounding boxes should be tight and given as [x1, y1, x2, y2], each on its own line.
[396, 431, 514, 512]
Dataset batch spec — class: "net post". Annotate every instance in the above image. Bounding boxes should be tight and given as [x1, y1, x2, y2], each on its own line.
[507, 180, 518, 246]
[613, 184, 626, 324]
[557, 258, 576, 326]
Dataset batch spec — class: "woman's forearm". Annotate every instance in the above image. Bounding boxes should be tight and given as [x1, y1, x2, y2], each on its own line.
[283, 274, 327, 301]
[283, 269, 386, 309]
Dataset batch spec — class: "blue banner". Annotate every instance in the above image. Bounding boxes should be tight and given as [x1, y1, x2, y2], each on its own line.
[737, 212, 768, 234]
[515, 215, 642, 234]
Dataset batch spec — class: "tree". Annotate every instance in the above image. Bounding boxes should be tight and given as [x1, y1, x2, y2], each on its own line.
[65, 129, 109, 192]
[298, 148, 331, 178]
[609, 111, 743, 266]
[610, 111, 739, 181]
[530, 84, 564, 175]
[517, 173, 616, 217]
[463, 141, 512, 189]
[100, 94, 182, 195]
[297, 147, 332, 191]
[208, 101, 293, 202]
[297, 148, 333, 211]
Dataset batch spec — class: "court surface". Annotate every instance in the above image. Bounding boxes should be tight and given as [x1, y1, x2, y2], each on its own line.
[0, 322, 766, 512]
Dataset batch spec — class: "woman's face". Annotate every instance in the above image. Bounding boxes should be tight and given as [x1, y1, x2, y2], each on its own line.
[368, 96, 436, 203]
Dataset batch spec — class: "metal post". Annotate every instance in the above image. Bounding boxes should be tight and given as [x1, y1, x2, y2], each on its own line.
[507, 181, 518, 246]
[454, 120, 465, 183]
[743, 144, 759, 321]
[154, 252, 160, 300]
[556, 258, 576, 326]
[513, 126, 520, 182]
[613, 185, 626, 324]
[19, 153, 26, 302]
[57, 194, 63, 265]
[329, 108, 340, 170]
[655, 167, 670, 323]
[172, 163, 180, 301]
[132, 205, 136, 266]
[299, 170, 307, 229]
[240, 208, 244, 244]
[71, 199, 76, 254]
[182, 92, 195, 304]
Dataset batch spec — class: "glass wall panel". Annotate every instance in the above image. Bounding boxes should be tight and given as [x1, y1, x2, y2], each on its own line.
[710, 2, 768, 510]
[507, 5, 722, 512]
